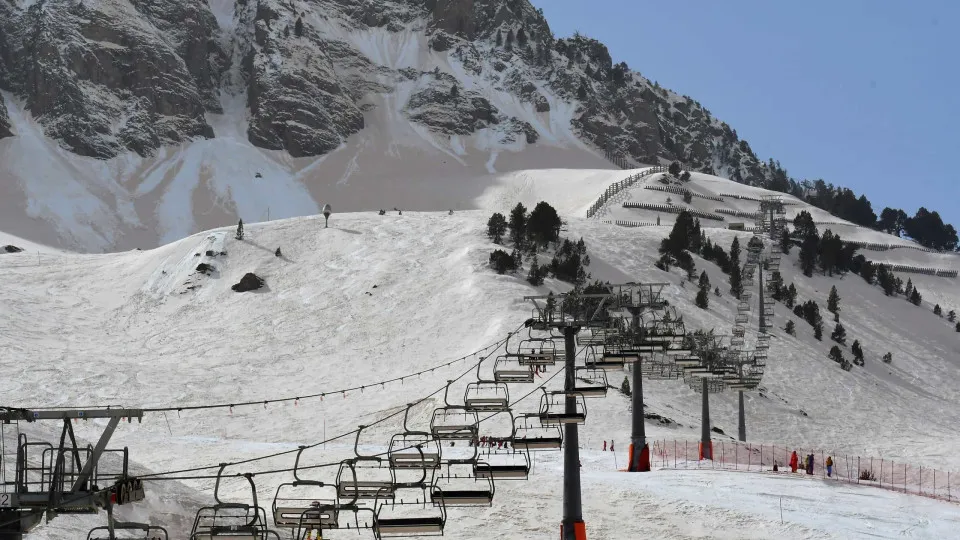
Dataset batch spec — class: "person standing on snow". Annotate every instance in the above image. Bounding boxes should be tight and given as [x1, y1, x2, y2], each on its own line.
[789, 451, 799, 473]
[610, 440, 615, 452]
[603, 441, 607, 451]
[826, 456, 834, 478]
[806, 454, 815, 475]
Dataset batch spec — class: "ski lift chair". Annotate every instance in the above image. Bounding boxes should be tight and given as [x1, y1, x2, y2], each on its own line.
[272, 445, 344, 534]
[335, 425, 399, 501]
[572, 367, 608, 398]
[515, 340, 559, 366]
[430, 464, 495, 507]
[388, 404, 441, 471]
[464, 359, 511, 412]
[87, 520, 169, 540]
[493, 356, 534, 383]
[430, 381, 480, 441]
[576, 344, 618, 371]
[190, 467, 280, 540]
[511, 413, 562, 450]
[538, 390, 587, 425]
[373, 487, 445, 538]
[473, 449, 531, 480]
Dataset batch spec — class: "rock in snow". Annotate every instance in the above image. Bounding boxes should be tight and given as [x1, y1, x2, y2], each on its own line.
[2, 245, 24, 253]
[231, 272, 264, 292]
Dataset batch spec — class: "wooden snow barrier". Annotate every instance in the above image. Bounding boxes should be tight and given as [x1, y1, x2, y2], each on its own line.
[869, 262, 958, 278]
[586, 166, 667, 218]
[604, 220, 657, 228]
[622, 202, 726, 222]
[644, 184, 725, 202]
[715, 208, 760, 219]
[646, 439, 960, 504]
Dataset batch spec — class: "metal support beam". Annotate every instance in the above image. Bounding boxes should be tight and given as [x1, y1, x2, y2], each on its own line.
[738, 391, 746, 442]
[0, 409, 143, 422]
[628, 310, 647, 472]
[561, 326, 586, 540]
[701, 379, 712, 460]
[71, 416, 121, 493]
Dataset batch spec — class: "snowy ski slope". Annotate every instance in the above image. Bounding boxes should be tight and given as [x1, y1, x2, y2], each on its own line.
[2, 169, 960, 538]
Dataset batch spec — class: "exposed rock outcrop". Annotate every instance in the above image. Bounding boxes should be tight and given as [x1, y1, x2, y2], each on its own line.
[244, 3, 365, 157]
[232, 272, 265, 292]
[2, 0, 217, 157]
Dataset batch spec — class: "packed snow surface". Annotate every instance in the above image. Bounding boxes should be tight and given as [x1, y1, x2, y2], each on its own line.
[2, 169, 960, 538]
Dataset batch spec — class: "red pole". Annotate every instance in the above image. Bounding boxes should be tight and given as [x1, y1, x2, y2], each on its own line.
[880, 459, 883, 488]
[919, 465, 922, 495]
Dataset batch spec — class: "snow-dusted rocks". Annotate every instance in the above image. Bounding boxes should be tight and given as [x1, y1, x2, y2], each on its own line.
[2, 245, 23, 253]
[231, 272, 264, 292]
[2, 0, 218, 158]
[244, 7, 365, 158]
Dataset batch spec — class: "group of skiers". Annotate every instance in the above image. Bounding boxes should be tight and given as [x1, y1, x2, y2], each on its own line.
[782, 451, 834, 477]
[601, 440, 615, 452]
[469, 436, 510, 449]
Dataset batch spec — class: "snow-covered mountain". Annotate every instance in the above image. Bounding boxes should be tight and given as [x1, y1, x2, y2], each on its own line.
[1, 0, 804, 252]
[2, 167, 960, 538]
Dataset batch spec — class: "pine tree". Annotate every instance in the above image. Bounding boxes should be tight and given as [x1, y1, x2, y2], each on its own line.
[517, 27, 527, 46]
[910, 287, 923, 306]
[785, 320, 796, 336]
[506, 29, 514, 50]
[577, 82, 587, 100]
[275, 247, 282, 257]
[882, 352, 893, 364]
[905, 278, 914, 298]
[698, 270, 710, 290]
[450, 84, 459, 98]
[235, 219, 244, 240]
[695, 288, 709, 309]
[486, 212, 507, 244]
[851, 340, 864, 366]
[496, 30, 502, 46]
[527, 258, 544, 286]
[620, 376, 631, 396]
[508, 203, 527, 248]
[714, 286, 721, 297]
[827, 285, 840, 314]
[934, 304, 943, 317]
[780, 228, 792, 254]
[729, 237, 743, 297]
[786, 284, 798, 309]
[814, 323, 823, 341]
[284, 25, 289, 38]
[511, 248, 522, 270]
[295, 16, 303, 37]
[799, 233, 819, 277]
[829, 345, 844, 364]
[949, 310, 957, 323]
[831, 322, 847, 345]
[956, 322, 960, 332]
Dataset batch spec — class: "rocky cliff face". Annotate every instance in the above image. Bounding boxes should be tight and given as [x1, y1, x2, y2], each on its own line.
[0, 0, 781, 185]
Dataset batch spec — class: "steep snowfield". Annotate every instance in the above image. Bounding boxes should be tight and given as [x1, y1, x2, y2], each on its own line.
[3, 170, 959, 538]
